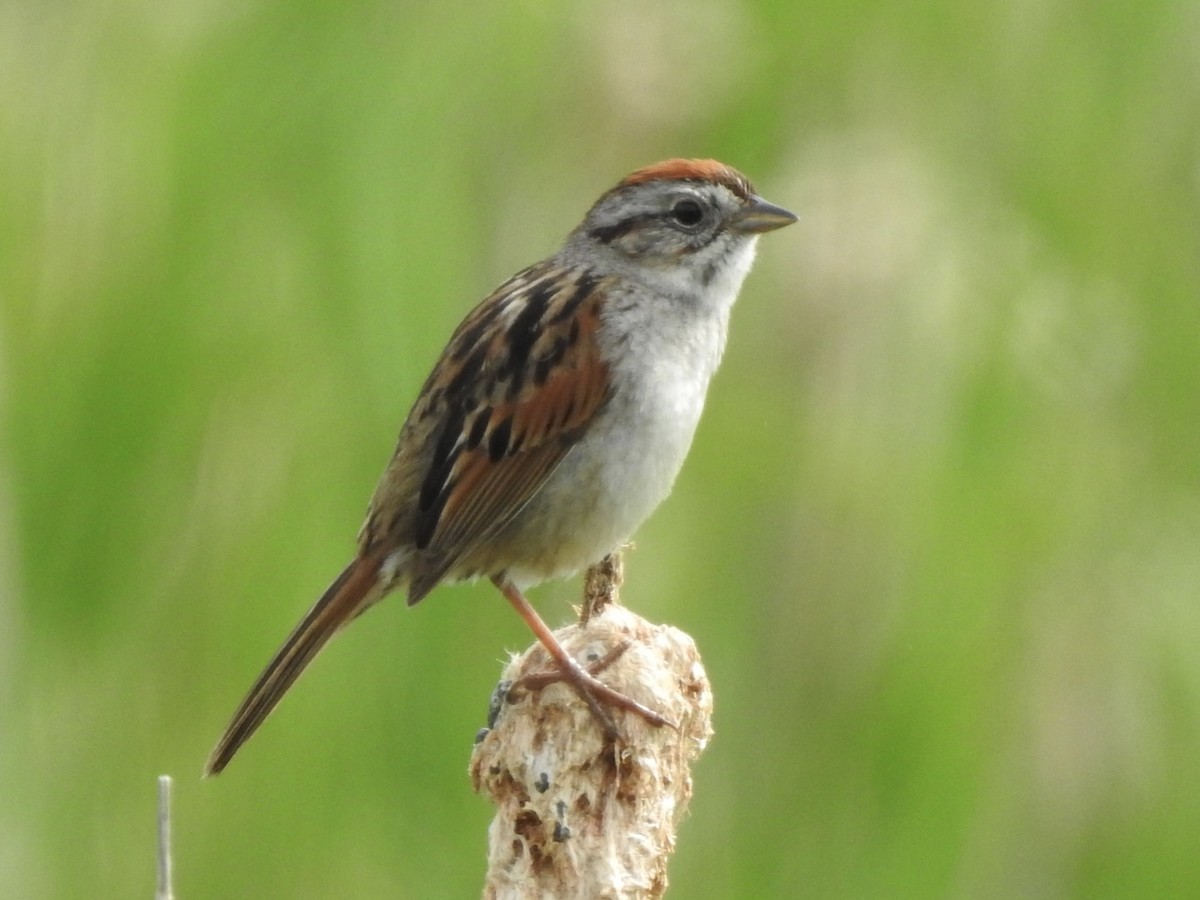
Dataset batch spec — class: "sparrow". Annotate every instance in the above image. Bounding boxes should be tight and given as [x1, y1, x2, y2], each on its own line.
[205, 158, 796, 776]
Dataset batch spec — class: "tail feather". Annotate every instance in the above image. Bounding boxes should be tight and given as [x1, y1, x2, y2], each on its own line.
[204, 555, 383, 777]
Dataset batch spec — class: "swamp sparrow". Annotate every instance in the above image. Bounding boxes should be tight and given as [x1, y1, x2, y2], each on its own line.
[205, 159, 795, 775]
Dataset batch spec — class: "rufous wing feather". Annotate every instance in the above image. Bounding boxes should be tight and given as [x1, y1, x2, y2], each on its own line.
[400, 266, 613, 602]
[204, 554, 383, 776]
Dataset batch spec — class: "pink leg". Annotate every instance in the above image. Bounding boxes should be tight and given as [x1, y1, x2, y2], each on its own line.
[492, 576, 673, 739]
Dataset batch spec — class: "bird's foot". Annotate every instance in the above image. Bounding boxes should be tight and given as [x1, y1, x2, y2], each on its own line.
[508, 640, 675, 741]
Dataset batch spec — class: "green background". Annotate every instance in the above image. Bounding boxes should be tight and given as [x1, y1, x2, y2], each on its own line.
[4, 1, 1198, 897]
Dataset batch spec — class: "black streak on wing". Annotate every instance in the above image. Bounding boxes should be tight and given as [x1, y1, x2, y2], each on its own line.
[465, 408, 490, 450]
[417, 405, 467, 546]
[507, 285, 553, 370]
[446, 344, 489, 404]
[550, 273, 597, 323]
[487, 416, 513, 462]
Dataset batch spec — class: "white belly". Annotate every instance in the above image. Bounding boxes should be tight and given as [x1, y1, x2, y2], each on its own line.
[500, 308, 731, 586]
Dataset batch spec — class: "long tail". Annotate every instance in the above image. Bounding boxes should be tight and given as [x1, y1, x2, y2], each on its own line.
[204, 555, 384, 777]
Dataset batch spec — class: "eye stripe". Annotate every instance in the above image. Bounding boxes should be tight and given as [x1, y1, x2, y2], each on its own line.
[588, 212, 660, 245]
[588, 218, 637, 244]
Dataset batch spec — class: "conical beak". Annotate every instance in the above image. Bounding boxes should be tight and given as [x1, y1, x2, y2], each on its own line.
[731, 195, 798, 234]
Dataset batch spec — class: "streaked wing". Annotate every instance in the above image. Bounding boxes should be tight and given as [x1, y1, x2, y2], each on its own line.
[367, 261, 613, 603]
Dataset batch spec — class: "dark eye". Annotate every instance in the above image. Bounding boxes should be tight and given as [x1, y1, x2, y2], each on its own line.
[669, 199, 706, 229]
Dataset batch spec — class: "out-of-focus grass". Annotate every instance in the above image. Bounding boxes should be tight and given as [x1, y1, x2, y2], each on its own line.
[2, 1, 1197, 897]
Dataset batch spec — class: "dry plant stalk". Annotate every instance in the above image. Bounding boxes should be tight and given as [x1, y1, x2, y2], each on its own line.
[156, 775, 175, 900]
[471, 556, 713, 899]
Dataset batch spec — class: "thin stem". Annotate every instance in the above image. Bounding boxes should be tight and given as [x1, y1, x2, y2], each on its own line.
[156, 775, 174, 900]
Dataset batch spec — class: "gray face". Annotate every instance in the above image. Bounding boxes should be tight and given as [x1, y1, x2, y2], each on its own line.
[575, 180, 752, 268]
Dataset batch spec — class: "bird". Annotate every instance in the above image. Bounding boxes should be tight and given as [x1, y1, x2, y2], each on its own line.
[205, 158, 796, 776]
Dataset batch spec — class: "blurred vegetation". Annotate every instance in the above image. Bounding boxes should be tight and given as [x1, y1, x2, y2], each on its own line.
[2, 1, 1198, 897]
